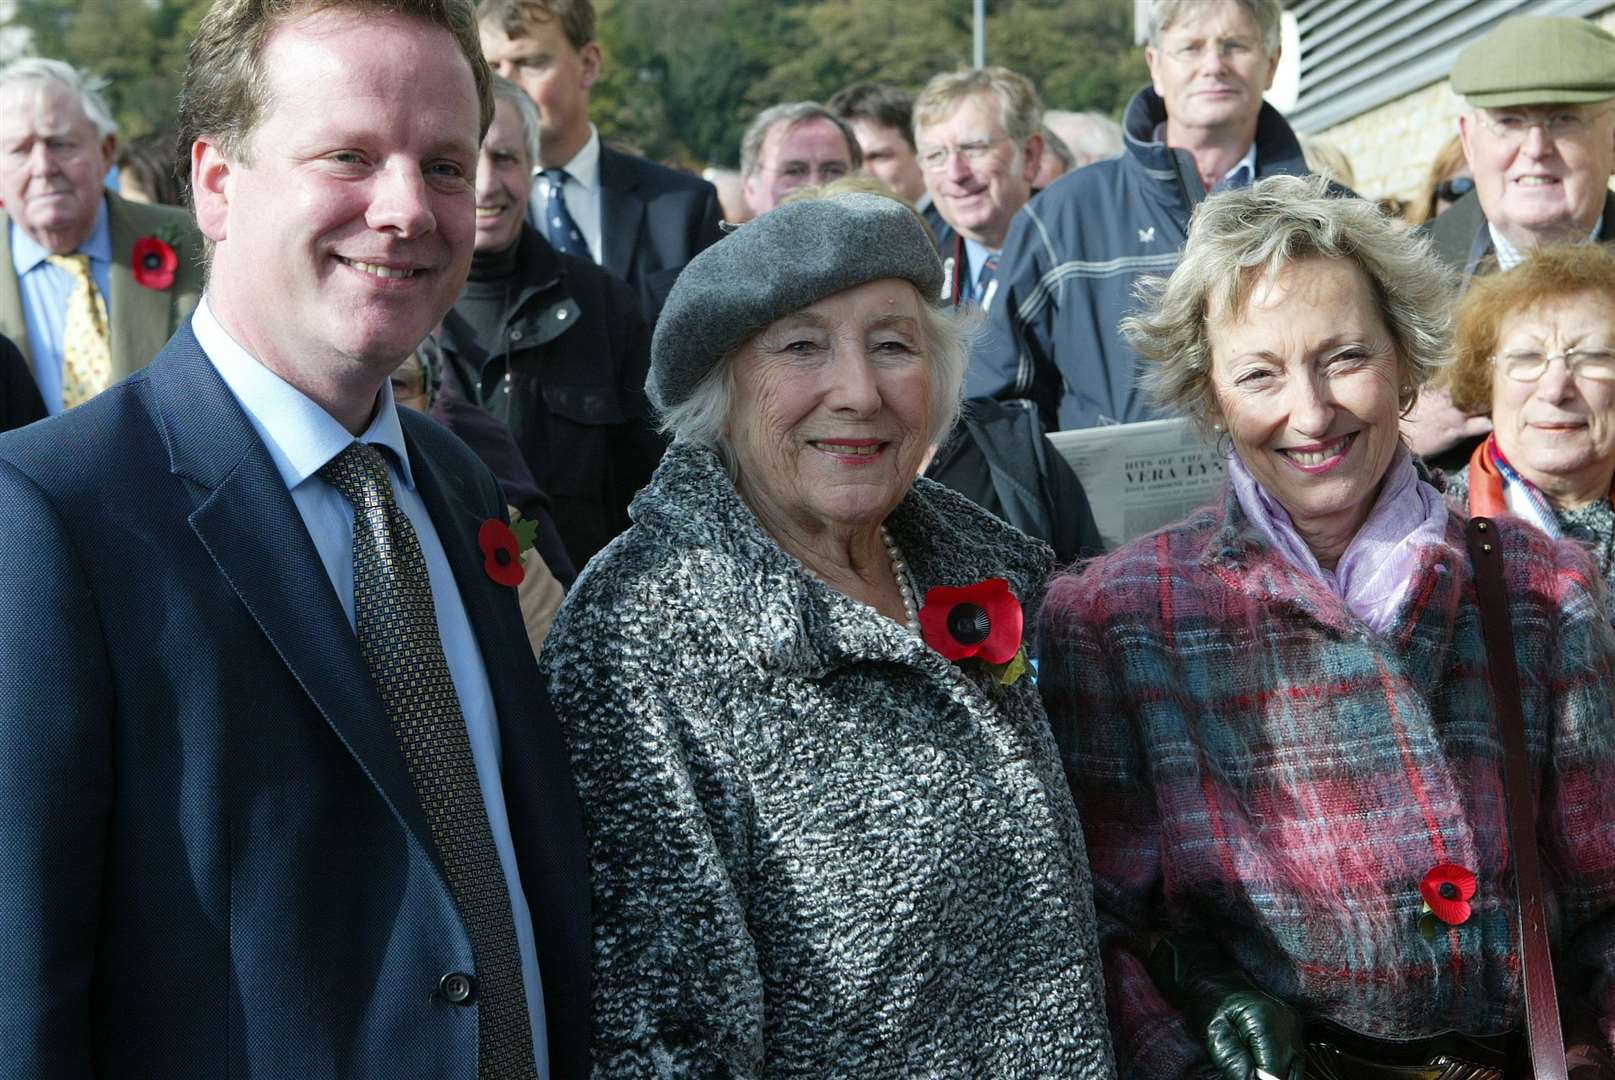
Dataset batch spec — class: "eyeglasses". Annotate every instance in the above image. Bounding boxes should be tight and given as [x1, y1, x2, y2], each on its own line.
[1435, 176, 1474, 203]
[1472, 107, 1613, 146]
[1163, 36, 1261, 64]
[1494, 346, 1615, 383]
[917, 136, 1006, 172]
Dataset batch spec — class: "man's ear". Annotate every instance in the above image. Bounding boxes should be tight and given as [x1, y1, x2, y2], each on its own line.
[191, 136, 232, 243]
[1456, 113, 1478, 174]
[99, 134, 117, 177]
[579, 40, 602, 91]
[1021, 132, 1044, 183]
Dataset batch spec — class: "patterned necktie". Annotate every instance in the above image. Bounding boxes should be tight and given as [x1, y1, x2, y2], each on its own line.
[46, 253, 112, 409]
[319, 442, 538, 1080]
[540, 169, 590, 259]
[969, 251, 999, 304]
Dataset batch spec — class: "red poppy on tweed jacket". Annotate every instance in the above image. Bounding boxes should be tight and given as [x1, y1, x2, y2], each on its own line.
[1038, 488, 1615, 1079]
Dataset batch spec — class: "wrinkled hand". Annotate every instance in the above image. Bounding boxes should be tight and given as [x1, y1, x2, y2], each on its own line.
[1401, 387, 1492, 457]
[1150, 935, 1304, 1080]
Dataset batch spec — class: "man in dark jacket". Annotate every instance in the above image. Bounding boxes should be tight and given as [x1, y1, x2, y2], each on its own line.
[478, 0, 721, 324]
[1409, 15, 1615, 468]
[1424, 16, 1615, 279]
[441, 75, 662, 568]
[968, 0, 1312, 433]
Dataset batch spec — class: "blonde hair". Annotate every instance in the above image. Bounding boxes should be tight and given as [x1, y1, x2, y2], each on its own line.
[1123, 174, 1454, 433]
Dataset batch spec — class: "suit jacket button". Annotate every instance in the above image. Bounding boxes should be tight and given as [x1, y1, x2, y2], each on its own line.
[438, 972, 477, 1005]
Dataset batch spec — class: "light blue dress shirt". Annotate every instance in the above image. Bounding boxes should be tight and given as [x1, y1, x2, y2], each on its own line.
[191, 298, 550, 1076]
[11, 198, 112, 415]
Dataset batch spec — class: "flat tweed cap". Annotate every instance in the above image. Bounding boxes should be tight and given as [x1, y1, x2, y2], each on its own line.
[1452, 15, 1615, 107]
[650, 191, 945, 410]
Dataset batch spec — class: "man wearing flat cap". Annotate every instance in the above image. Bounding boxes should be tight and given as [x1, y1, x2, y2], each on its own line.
[1408, 14, 1615, 466]
[1427, 15, 1615, 276]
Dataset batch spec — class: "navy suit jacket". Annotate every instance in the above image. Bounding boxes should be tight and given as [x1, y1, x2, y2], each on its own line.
[536, 143, 721, 324]
[0, 325, 591, 1078]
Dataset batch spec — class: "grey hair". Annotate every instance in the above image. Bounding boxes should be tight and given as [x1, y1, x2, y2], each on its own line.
[488, 73, 541, 170]
[0, 57, 119, 140]
[1044, 110, 1123, 167]
[913, 66, 1044, 150]
[1145, 0, 1283, 55]
[739, 102, 862, 179]
[659, 286, 975, 475]
[1121, 173, 1454, 434]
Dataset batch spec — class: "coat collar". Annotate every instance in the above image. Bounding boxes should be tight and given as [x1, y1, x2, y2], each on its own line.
[1121, 86, 1310, 206]
[150, 326, 490, 881]
[629, 440, 1052, 679]
[1196, 481, 1465, 691]
[596, 144, 646, 280]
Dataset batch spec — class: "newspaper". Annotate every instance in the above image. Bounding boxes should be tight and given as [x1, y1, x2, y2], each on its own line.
[1048, 417, 1226, 551]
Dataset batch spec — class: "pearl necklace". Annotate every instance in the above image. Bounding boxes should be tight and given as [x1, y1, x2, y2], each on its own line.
[881, 525, 921, 636]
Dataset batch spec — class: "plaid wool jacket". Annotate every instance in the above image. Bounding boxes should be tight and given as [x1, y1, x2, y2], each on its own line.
[1039, 489, 1615, 1079]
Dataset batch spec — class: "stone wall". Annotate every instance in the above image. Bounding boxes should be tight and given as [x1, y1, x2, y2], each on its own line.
[1305, 7, 1615, 208]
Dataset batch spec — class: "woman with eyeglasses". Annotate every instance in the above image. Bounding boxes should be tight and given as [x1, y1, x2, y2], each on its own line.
[1442, 244, 1615, 598]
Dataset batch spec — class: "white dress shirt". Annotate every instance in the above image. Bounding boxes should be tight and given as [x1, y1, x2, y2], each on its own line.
[534, 124, 603, 264]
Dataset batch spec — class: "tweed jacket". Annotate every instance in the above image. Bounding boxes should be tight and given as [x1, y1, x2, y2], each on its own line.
[0, 191, 203, 388]
[1038, 486, 1615, 1079]
[542, 441, 1117, 1079]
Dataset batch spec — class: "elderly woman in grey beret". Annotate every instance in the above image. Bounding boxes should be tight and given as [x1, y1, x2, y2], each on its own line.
[540, 191, 1116, 1078]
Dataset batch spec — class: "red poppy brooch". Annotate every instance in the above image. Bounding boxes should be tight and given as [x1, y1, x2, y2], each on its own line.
[131, 235, 179, 291]
[918, 577, 1030, 689]
[478, 514, 537, 588]
[1418, 863, 1477, 941]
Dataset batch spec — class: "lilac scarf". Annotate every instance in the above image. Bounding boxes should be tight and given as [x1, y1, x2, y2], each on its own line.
[1227, 445, 1449, 634]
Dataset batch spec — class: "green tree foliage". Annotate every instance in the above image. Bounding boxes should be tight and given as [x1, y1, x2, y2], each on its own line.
[5, 0, 1144, 166]
[4, 0, 209, 138]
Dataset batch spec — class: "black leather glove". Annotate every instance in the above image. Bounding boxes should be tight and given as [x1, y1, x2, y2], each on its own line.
[1148, 933, 1305, 1080]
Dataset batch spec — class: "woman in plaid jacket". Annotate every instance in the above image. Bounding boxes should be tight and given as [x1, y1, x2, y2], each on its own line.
[1040, 175, 1615, 1079]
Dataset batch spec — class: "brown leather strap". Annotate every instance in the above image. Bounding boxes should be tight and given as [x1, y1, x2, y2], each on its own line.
[1465, 517, 1569, 1080]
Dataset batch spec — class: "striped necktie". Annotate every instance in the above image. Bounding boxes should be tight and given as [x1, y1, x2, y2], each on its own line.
[541, 169, 590, 259]
[969, 252, 999, 304]
[46, 253, 112, 408]
[319, 441, 539, 1079]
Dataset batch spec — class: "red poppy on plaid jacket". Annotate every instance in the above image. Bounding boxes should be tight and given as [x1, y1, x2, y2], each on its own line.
[1038, 490, 1615, 1079]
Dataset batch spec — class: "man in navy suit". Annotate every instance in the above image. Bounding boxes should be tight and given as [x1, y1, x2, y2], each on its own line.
[0, 0, 590, 1076]
[477, 0, 722, 322]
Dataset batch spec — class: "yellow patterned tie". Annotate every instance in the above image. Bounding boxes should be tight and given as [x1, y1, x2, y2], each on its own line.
[46, 253, 112, 409]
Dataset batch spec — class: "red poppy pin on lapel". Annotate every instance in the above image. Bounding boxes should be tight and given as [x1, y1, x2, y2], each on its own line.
[918, 577, 1030, 689]
[478, 515, 537, 587]
[1418, 863, 1477, 941]
[131, 236, 178, 290]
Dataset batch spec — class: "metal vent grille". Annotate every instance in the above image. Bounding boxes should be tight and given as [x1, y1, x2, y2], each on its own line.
[1286, 0, 1611, 133]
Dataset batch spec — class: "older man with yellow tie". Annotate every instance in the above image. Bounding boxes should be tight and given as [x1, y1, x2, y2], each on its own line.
[0, 58, 202, 412]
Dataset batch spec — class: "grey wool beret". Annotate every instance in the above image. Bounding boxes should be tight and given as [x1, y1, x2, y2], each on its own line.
[1452, 15, 1615, 108]
[649, 191, 946, 410]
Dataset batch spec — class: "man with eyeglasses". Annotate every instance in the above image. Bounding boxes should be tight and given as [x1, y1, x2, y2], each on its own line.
[967, 0, 1320, 432]
[1409, 15, 1615, 468]
[1428, 16, 1615, 278]
[739, 102, 862, 218]
[912, 67, 1044, 310]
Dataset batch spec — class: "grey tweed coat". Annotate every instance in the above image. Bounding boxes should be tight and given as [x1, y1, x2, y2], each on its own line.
[542, 441, 1116, 1079]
